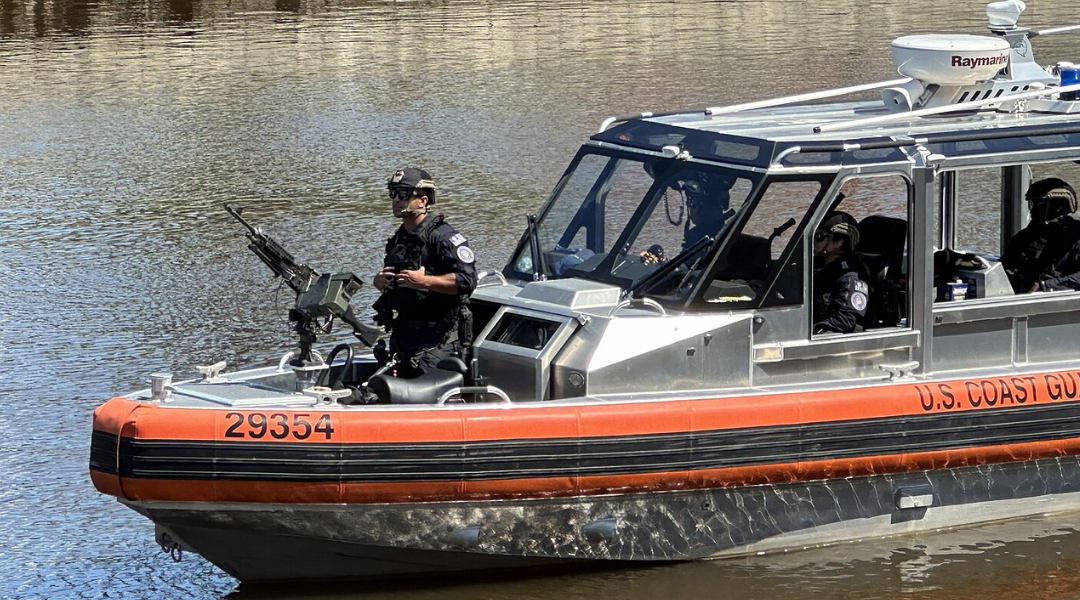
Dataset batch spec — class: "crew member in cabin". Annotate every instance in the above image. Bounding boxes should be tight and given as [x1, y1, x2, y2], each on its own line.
[681, 174, 735, 249]
[812, 212, 871, 334]
[372, 167, 477, 377]
[638, 171, 735, 266]
[1000, 178, 1080, 293]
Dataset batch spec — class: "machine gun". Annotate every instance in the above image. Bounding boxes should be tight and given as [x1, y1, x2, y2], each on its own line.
[225, 205, 381, 372]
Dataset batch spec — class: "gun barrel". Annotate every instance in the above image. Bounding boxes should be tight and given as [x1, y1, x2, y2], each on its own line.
[226, 203, 318, 294]
[224, 204, 260, 237]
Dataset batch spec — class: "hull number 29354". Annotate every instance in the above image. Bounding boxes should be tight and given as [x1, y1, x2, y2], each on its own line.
[223, 412, 336, 440]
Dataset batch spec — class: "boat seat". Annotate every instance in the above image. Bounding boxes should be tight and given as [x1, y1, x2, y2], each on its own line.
[716, 233, 772, 284]
[857, 252, 902, 328]
[857, 215, 907, 283]
[367, 367, 465, 405]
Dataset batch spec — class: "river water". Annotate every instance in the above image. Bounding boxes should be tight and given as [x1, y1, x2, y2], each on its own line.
[2, 0, 1080, 598]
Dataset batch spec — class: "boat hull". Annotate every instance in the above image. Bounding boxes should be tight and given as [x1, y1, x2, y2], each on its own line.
[91, 368, 1080, 580]
[128, 452, 1080, 581]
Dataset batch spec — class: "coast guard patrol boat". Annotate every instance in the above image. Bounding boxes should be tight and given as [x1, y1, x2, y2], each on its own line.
[91, 1, 1080, 581]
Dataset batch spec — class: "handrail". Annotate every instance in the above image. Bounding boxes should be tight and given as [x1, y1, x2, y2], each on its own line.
[476, 270, 508, 287]
[277, 352, 293, 372]
[437, 385, 513, 405]
[705, 78, 911, 116]
[771, 121, 1080, 165]
[277, 350, 324, 372]
[1038, 24, 1080, 36]
[608, 297, 668, 317]
[814, 82, 1080, 134]
[596, 78, 912, 133]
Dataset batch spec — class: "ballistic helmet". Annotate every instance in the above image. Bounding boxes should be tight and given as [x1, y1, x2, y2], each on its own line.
[1026, 177, 1077, 223]
[820, 212, 860, 251]
[387, 167, 437, 204]
[680, 173, 736, 212]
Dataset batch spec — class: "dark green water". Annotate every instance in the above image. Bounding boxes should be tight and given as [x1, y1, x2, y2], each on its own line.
[2, 0, 1080, 597]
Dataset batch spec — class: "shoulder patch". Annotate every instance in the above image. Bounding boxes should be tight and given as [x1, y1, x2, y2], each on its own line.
[449, 233, 467, 246]
[456, 245, 475, 264]
[851, 291, 868, 312]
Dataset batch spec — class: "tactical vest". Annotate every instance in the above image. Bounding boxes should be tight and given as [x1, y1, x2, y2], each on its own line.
[1004, 217, 1080, 292]
[813, 252, 872, 330]
[382, 214, 460, 327]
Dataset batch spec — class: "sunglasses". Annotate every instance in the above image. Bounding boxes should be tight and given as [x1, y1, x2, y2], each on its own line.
[389, 188, 418, 201]
[814, 231, 831, 242]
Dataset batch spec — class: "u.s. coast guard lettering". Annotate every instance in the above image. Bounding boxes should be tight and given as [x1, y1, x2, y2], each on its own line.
[916, 371, 1080, 412]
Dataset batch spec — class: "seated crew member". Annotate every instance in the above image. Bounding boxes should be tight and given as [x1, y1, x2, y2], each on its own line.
[813, 213, 871, 334]
[1001, 178, 1080, 293]
[372, 167, 478, 378]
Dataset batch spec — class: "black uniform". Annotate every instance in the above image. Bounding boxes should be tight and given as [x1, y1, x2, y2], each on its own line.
[1001, 216, 1080, 292]
[377, 213, 477, 376]
[813, 254, 870, 334]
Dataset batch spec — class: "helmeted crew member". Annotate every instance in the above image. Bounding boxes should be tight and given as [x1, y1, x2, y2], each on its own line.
[639, 173, 735, 266]
[1000, 178, 1080, 293]
[813, 212, 871, 334]
[682, 175, 734, 249]
[372, 167, 477, 377]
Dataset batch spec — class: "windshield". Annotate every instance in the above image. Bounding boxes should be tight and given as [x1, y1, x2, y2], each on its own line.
[510, 150, 758, 295]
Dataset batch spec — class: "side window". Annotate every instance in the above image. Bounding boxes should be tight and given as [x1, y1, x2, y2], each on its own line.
[813, 175, 910, 334]
[624, 170, 753, 260]
[602, 162, 660, 253]
[935, 164, 1080, 301]
[704, 180, 821, 306]
[952, 167, 1003, 254]
[933, 167, 1007, 303]
[544, 154, 608, 254]
[1002, 162, 1080, 296]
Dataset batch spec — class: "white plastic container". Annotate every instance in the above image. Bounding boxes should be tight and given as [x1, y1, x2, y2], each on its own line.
[891, 34, 1010, 85]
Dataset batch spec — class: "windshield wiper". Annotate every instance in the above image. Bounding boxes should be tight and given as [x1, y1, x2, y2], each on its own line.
[527, 214, 547, 281]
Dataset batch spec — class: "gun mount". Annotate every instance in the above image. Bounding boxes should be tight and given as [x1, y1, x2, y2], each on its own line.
[225, 205, 381, 377]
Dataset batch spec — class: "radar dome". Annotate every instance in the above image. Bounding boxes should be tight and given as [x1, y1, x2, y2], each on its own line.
[891, 34, 1010, 85]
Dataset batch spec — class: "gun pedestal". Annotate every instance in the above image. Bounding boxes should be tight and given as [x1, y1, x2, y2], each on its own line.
[292, 361, 329, 393]
[288, 309, 329, 392]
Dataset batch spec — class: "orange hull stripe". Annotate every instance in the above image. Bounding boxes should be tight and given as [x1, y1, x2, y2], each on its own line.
[91, 370, 1080, 444]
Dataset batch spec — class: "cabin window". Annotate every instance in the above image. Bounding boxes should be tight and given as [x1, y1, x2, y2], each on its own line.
[514, 152, 612, 277]
[934, 162, 1080, 302]
[949, 167, 1004, 255]
[513, 153, 663, 278]
[812, 175, 911, 334]
[612, 168, 754, 280]
[700, 179, 823, 307]
[489, 314, 562, 350]
[510, 148, 766, 292]
[933, 166, 1010, 304]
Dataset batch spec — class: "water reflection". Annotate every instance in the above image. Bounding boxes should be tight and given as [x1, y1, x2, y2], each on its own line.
[1, 0, 1079, 598]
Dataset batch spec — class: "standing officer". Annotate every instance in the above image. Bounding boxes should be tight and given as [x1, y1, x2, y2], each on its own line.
[372, 167, 477, 377]
[813, 212, 871, 334]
